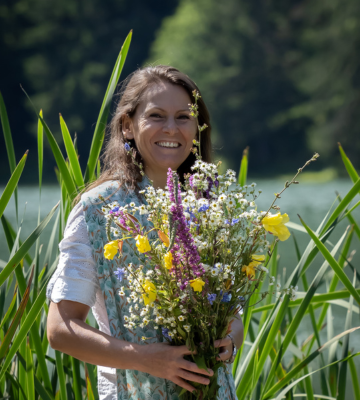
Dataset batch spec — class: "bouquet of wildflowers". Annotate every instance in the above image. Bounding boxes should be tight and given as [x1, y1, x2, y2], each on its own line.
[101, 92, 318, 399]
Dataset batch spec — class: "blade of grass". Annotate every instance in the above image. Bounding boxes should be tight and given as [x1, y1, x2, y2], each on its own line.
[0, 90, 18, 223]
[38, 114, 77, 199]
[238, 147, 249, 187]
[262, 229, 347, 396]
[55, 351, 67, 400]
[263, 327, 360, 399]
[348, 355, 360, 400]
[26, 339, 35, 400]
[321, 178, 360, 234]
[299, 216, 360, 305]
[0, 202, 59, 287]
[0, 151, 28, 219]
[84, 30, 132, 183]
[60, 114, 84, 188]
[0, 265, 34, 360]
[337, 271, 356, 400]
[70, 357, 82, 400]
[338, 143, 359, 184]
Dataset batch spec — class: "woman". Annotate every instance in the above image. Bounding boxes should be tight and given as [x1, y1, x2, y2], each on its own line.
[46, 65, 243, 400]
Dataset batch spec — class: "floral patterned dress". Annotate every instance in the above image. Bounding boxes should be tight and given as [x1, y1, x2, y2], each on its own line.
[81, 178, 237, 400]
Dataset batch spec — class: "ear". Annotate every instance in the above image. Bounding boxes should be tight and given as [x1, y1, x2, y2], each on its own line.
[122, 114, 134, 140]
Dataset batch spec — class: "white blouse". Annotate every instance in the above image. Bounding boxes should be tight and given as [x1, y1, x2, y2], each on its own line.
[46, 203, 117, 400]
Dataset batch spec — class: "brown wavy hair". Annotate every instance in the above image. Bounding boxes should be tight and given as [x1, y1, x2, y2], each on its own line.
[76, 65, 212, 201]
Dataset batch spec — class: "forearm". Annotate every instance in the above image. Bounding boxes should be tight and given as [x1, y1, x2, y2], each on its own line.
[49, 318, 142, 370]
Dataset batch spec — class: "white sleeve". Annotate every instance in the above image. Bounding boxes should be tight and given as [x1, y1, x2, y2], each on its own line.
[46, 202, 100, 308]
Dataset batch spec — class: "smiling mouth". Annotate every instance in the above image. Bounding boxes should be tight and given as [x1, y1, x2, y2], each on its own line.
[155, 141, 181, 148]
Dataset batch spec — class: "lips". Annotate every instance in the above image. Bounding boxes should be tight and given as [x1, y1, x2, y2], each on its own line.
[155, 141, 181, 148]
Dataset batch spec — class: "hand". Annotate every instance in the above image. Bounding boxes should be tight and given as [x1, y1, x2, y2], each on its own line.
[214, 336, 233, 362]
[139, 342, 214, 393]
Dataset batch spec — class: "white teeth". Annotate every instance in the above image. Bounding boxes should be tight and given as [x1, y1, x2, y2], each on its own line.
[156, 142, 180, 148]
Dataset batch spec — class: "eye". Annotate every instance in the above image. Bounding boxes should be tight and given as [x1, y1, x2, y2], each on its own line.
[178, 114, 190, 120]
[150, 113, 163, 118]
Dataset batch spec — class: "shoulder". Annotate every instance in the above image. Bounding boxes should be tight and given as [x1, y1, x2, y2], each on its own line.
[81, 180, 121, 206]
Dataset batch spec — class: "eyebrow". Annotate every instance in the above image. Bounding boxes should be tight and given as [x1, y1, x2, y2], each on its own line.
[147, 106, 190, 113]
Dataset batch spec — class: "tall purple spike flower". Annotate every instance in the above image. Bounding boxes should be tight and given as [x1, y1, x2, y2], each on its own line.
[167, 169, 204, 284]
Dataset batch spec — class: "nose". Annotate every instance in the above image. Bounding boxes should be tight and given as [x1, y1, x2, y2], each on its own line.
[162, 116, 178, 135]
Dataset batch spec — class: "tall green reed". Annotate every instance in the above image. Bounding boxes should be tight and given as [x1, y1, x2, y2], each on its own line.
[0, 30, 359, 399]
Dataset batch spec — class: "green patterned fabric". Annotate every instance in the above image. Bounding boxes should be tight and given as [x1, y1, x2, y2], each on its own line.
[81, 178, 237, 400]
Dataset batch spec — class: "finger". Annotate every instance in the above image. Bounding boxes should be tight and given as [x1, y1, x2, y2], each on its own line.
[178, 345, 197, 356]
[216, 349, 230, 361]
[214, 337, 232, 348]
[178, 369, 211, 386]
[173, 377, 196, 394]
[180, 360, 214, 376]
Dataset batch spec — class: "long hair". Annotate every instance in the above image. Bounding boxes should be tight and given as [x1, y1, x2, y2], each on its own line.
[76, 65, 212, 202]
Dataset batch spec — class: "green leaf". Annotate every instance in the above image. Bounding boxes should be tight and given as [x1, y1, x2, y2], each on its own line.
[60, 114, 84, 188]
[0, 266, 34, 360]
[26, 339, 35, 400]
[238, 147, 248, 187]
[321, 178, 360, 234]
[263, 327, 360, 399]
[56, 351, 67, 400]
[337, 271, 356, 400]
[0, 202, 58, 287]
[299, 216, 360, 305]
[38, 114, 77, 199]
[38, 109, 44, 189]
[193, 354, 208, 371]
[0, 90, 18, 222]
[349, 355, 360, 400]
[71, 357, 82, 400]
[338, 143, 359, 184]
[84, 30, 132, 183]
[0, 273, 53, 382]
[0, 151, 28, 219]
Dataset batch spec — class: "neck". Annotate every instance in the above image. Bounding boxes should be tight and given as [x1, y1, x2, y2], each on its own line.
[144, 166, 168, 189]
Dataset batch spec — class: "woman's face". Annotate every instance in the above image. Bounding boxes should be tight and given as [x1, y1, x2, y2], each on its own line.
[122, 81, 197, 179]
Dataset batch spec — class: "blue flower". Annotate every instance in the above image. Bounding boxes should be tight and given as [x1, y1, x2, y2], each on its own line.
[124, 143, 131, 152]
[162, 327, 172, 342]
[225, 219, 230, 225]
[221, 292, 232, 303]
[231, 218, 240, 226]
[207, 293, 217, 305]
[114, 268, 126, 281]
[198, 205, 209, 212]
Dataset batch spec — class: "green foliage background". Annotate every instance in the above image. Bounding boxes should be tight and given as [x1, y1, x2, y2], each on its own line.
[148, 0, 360, 175]
[1, 0, 360, 182]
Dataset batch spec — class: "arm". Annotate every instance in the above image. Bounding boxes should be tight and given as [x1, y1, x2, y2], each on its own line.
[47, 299, 214, 392]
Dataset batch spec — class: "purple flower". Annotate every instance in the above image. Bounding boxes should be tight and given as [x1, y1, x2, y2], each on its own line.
[198, 205, 209, 212]
[225, 219, 230, 225]
[231, 218, 240, 226]
[207, 293, 217, 305]
[162, 327, 172, 342]
[124, 143, 131, 152]
[114, 268, 126, 281]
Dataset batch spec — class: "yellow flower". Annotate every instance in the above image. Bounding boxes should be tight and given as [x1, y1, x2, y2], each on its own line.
[261, 212, 290, 241]
[104, 240, 119, 260]
[189, 278, 205, 292]
[158, 230, 170, 246]
[251, 254, 265, 264]
[142, 280, 156, 305]
[164, 252, 173, 270]
[135, 235, 151, 253]
[242, 263, 256, 278]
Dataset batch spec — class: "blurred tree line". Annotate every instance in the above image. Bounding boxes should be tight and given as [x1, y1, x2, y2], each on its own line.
[0, 0, 179, 183]
[1, 0, 359, 183]
[149, 0, 360, 175]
